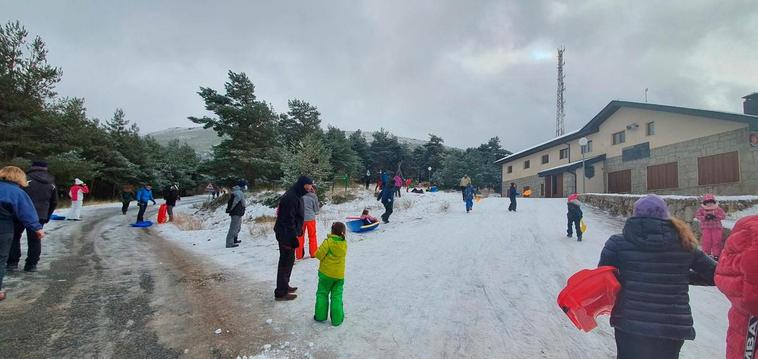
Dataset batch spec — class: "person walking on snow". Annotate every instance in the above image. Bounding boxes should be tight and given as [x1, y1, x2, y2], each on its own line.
[225, 181, 246, 248]
[364, 169, 371, 190]
[566, 193, 583, 242]
[714, 215, 758, 359]
[121, 185, 134, 215]
[297, 185, 319, 259]
[67, 178, 89, 220]
[164, 185, 180, 222]
[135, 184, 156, 223]
[598, 194, 716, 359]
[374, 171, 383, 193]
[695, 193, 726, 261]
[314, 222, 348, 326]
[0, 166, 45, 302]
[405, 178, 412, 192]
[377, 173, 395, 223]
[507, 183, 518, 212]
[7, 161, 56, 273]
[273, 176, 313, 301]
[459, 175, 471, 201]
[464, 184, 475, 213]
[393, 174, 403, 198]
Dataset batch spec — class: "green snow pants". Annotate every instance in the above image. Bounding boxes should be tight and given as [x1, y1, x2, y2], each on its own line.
[314, 271, 345, 326]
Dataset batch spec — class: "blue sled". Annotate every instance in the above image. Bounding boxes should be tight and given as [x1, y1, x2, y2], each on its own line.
[50, 214, 66, 221]
[130, 221, 154, 228]
[346, 219, 380, 233]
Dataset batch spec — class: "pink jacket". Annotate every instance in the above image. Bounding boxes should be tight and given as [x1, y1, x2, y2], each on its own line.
[68, 184, 89, 201]
[695, 206, 726, 230]
[393, 175, 403, 187]
[715, 215, 758, 359]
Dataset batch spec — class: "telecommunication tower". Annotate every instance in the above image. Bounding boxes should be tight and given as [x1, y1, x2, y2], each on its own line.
[556, 47, 566, 137]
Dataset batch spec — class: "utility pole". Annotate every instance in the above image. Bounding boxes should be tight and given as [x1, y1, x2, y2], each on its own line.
[644, 88, 648, 103]
[556, 47, 566, 137]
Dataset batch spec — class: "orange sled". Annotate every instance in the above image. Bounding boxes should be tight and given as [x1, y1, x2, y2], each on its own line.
[157, 204, 168, 224]
[557, 266, 621, 332]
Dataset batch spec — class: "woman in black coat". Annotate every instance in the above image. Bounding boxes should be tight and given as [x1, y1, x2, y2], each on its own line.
[598, 194, 716, 359]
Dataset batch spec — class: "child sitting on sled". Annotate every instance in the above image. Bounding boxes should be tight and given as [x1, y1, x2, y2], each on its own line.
[360, 209, 378, 225]
[314, 222, 348, 326]
[567, 193, 583, 242]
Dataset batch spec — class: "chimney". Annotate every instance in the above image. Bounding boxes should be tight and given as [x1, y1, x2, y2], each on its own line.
[744, 93, 758, 116]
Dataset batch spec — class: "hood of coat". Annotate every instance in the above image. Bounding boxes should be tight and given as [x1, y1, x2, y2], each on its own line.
[290, 176, 313, 197]
[27, 167, 54, 185]
[622, 217, 681, 251]
[326, 234, 347, 255]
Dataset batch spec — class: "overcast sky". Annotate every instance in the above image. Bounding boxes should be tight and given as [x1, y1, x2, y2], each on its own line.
[3, 1, 757, 150]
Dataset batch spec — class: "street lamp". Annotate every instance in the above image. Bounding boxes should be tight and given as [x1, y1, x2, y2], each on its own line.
[578, 137, 588, 193]
[428, 166, 432, 184]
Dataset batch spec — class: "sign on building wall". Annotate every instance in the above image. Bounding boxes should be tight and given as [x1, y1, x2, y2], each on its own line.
[622, 142, 651, 162]
[751, 132, 758, 147]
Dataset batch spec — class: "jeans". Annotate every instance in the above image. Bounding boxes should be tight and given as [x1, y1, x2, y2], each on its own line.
[275, 244, 296, 297]
[137, 202, 148, 222]
[466, 198, 473, 212]
[0, 224, 14, 289]
[8, 222, 42, 268]
[226, 216, 242, 247]
[614, 329, 684, 359]
[121, 201, 130, 214]
[508, 197, 517, 211]
[381, 201, 393, 223]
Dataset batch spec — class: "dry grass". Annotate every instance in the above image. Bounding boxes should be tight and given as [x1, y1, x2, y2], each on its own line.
[439, 201, 450, 212]
[173, 213, 204, 231]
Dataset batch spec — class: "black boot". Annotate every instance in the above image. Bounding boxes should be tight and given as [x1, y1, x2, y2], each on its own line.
[23, 265, 37, 272]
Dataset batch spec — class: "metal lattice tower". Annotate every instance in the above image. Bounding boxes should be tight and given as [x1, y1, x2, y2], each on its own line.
[555, 47, 566, 137]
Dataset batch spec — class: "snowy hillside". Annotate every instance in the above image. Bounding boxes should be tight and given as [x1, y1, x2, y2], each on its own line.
[158, 191, 730, 359]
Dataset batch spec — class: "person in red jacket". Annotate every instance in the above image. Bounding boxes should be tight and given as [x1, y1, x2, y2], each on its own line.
[715, 215, 758, 359]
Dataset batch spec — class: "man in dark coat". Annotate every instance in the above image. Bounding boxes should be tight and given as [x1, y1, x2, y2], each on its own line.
[377, 172, 395, 223]
[164, 185, 180, 222]
[273, 176, 313, 301]
[507, 183, 518, 212]
[7, 161, 57, 273]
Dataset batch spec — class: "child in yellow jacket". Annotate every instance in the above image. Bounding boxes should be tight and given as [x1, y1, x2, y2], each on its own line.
[314, 222, 348, 326]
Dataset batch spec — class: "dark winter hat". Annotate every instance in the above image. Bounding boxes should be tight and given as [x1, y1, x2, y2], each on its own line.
[236, 179, 247, 187]
[633, 194, 670, 220]
[31, 160, 48, 168]
[298, 176, 314, 185]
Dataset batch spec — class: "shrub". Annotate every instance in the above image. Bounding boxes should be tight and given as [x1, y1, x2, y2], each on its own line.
[331, 192, 356, 205]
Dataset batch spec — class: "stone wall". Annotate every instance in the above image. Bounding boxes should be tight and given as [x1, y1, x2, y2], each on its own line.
[579, 193, 758, 239]
[502, 174, 543, 197]
[605, 128, 758, 195]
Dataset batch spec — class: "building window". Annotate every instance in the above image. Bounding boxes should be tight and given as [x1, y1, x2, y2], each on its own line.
[524, 160, 530, 169]
[698, 152, 740, 185]
[646, 122, 655, 136]
[581, 140, 593, 154]
[608, 169, 632, 193]
[559, 148, 569, 160]
[541, 154, 549, 164]
[507, 165, 512, 174]
[612, 131, 626, 145]
[647, 162, 678, 190]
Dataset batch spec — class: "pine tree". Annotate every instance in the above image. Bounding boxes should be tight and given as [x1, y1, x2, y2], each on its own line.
[281, 133, 332, 186]
[323, 126, 360, 178]
[189, 70, 281, 185]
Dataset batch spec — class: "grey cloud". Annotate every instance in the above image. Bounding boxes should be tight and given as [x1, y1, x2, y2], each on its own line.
[2, 0, 756, 151]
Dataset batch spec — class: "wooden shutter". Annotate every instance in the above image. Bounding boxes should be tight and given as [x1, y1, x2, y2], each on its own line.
[608, 169, 632, 193]
[698, 152, 740, 185]
[647, 162, 678, 190]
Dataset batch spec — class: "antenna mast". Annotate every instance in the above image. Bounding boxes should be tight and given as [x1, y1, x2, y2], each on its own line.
[556, 47, 566, 137]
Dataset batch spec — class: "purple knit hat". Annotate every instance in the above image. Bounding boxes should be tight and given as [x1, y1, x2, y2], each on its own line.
[633, 194, 670, 219]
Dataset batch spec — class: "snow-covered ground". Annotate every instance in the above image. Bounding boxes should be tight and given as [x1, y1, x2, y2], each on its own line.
[157, 191, 731, 359]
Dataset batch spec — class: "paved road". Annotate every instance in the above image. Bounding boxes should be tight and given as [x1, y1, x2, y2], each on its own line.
[0, 199, 283, 358]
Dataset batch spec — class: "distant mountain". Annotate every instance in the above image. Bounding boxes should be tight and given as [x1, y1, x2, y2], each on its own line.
[148, 127, 436, 158]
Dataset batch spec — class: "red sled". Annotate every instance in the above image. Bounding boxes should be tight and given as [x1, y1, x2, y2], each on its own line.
[557, 266, 621, 332]
[157, 204, 168, 224]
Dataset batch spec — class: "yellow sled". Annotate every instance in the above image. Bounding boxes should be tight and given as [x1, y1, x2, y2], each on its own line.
[580, 220, 588, 234]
